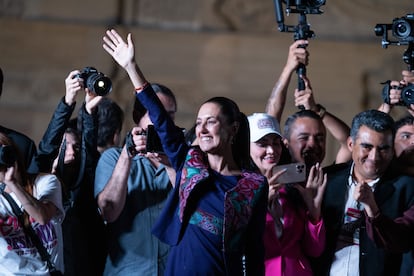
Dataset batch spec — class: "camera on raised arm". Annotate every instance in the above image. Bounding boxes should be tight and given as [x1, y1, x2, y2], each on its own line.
[382, 80, 414, 106]
[375, 14, 414, 107]
[375, 14, 414, 48]
[75, 67, 112, 96]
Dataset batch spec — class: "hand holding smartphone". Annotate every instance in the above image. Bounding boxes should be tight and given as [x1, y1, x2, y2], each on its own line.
[272, 162, 306, 184]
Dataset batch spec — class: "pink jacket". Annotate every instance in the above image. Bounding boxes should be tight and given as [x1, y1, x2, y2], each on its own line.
[264, 188, 325, 276]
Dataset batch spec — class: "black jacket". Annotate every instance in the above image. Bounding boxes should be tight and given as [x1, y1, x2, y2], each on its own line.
[312, 162, 414, 276]
[37, 97, 99, 208]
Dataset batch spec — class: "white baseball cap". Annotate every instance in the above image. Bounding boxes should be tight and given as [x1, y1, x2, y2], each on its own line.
[248, 113, 282, 142]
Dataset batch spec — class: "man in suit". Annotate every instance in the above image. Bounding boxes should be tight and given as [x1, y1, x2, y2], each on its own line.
[313, 109, 414, 276]
[362, 114, 414, 276]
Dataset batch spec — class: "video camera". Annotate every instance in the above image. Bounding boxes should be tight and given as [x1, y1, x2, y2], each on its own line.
[75, 67, 112, 96]
[375, 14, 414, 48]
[375, 14, 414, 106]
[273, 0, 326, 108]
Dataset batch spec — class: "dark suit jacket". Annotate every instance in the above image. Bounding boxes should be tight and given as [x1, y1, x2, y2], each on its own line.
[312, 162, 414, 276]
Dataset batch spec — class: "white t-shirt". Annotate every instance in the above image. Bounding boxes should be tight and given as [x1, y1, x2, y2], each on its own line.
[0, 173, 65, 275]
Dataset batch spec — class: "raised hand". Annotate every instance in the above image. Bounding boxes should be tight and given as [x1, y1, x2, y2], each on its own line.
[103, 29, 135, 69]
[285, 39, 309, 73]
[84, 89, 103, 115]
[266, 166, 287, 202]
[293, 163, 327, 222]
[65, 70, 83, 106]
[294, 75, 316, 110]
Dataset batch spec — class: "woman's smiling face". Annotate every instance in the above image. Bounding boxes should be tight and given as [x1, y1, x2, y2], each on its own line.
[195, 102, 233, 154]
[250, 133, 282, 174]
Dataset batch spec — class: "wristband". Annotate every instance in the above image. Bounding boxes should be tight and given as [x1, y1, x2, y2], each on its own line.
[316, 104, 326, 119]
[135, 82, 149, 93]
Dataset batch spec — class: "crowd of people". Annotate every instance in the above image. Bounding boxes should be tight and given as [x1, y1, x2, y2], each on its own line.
[0, 25, 413, 276]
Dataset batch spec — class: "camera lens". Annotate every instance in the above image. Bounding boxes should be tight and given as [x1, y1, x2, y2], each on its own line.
[86, 73, 112, 96]
[392, 19, 412, 39]
[401, 84, 414, 106]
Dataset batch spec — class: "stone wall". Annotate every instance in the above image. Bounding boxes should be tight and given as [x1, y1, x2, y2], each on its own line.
[0, 0, 412, 165]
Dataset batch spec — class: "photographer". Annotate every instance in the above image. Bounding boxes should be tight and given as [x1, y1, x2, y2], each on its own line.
[378, 70, 414, 115]
[37, 69, 108, 275]
[0, 132, 65, 275]
[94, 83, 176, 275]
[265, 41, 351, 166]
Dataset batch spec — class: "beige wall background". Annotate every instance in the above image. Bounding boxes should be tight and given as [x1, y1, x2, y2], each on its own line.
[0, 0, 412, 165]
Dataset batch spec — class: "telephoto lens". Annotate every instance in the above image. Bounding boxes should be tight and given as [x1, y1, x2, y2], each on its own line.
[79, 67, 112, 96]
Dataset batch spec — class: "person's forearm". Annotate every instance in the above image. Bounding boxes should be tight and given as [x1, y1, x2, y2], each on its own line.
[97, 147, 131, 222]
[266, 65, 295, 122]
[8, 183, 56, 225]
[124, 61, 148, 92]
[321, 111, 352, 163]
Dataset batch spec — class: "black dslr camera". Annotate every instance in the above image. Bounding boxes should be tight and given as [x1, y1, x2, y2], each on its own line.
[0, 145, 16, 168]
[381, 80, 414, 106]
[76, 67, 112, 96]
[375, 14, 414, 106]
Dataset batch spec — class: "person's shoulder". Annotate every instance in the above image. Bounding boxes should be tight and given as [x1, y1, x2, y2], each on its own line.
[323, 162, 350, 175]
[386, 172, 414, 186]
[0, 125, 35, 145]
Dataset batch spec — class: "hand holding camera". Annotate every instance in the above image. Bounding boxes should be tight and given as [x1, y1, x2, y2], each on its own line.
[382, 71, 414, 107]
[125, 127, 147, 157]
[125, 125, 164, 158]
[74, 67, 112, 96]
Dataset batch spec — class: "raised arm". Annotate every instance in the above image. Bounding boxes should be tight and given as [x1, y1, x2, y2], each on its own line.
[294, 76, 351, 164]
[3, 167, 59, 225]
[37, 71, 80, 172]
[102, 29, 187, 171]
[266, 40, 308, 122]
[102, 30, 147, 90]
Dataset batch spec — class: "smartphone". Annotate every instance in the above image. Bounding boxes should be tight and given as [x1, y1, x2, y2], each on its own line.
[145, 125, 164, 153]
[272, 162, 306, 184]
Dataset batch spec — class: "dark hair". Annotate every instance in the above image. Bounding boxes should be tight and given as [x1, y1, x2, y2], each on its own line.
[185, 124, 196, 146]
[0, 132, 28, 190]
[97, 98, 124, 148]
[202, 97, 252, 170]
[350, 109, 395, 142]
[283, 109, 323, 140]
[133, 83, 177, 124]
[395, 115, 414, 131]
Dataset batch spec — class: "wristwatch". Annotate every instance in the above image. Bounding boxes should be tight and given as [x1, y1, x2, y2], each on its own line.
[316, 104, 326, 119]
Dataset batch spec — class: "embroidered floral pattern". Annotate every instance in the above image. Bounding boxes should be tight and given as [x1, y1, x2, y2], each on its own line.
[177, 147, 267, 251]
[189, 209, 223, 236]
[179, 148, 209, 221]
[223, 171, 265, 250]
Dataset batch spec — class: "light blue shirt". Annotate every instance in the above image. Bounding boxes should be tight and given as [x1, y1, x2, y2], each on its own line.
[94, 147, 171, 276]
